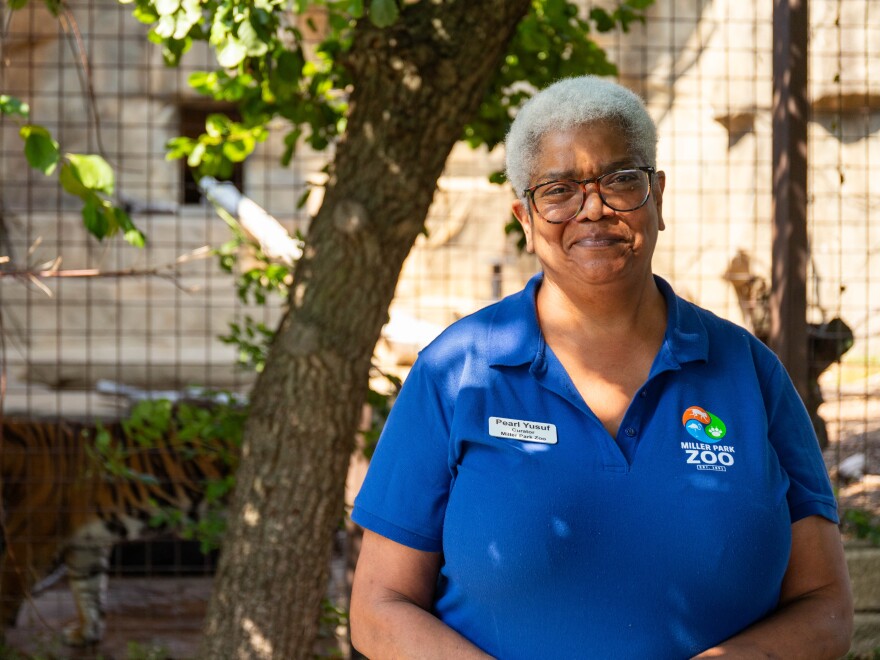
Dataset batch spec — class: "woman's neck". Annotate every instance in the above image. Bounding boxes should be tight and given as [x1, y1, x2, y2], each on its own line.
[536, 272, 667, 348]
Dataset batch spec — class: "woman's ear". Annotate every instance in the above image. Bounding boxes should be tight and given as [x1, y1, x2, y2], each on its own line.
[654, 170, 666, 232]
[512, 199, 535, 253]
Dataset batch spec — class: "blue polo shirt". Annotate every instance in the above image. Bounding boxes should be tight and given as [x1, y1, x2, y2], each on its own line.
[352, 274, 838, 659]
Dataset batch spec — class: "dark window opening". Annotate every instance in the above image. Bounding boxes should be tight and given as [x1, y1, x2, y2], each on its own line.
[179, 103, 245, 205]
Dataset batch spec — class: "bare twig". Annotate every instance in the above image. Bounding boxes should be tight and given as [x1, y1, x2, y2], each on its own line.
[26, 272, 54, 297]
[26, 236, 43, 258]
[3, 267, 169, 278]
[0, 246, 216, 297]
[57, 0, 109, 160]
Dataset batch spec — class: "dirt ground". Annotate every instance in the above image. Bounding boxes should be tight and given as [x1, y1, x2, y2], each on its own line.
[4, 576, 210, 659]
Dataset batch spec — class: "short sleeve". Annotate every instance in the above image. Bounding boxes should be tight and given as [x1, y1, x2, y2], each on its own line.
[351, 357, 454, 552]
[762, 358, 839, 524]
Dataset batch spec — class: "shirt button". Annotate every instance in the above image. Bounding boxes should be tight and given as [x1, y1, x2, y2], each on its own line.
[625, 427, 637, 437]
[640, 390, 647, 398]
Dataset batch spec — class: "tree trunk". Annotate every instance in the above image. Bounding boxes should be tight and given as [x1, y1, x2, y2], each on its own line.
[200, 2, 531, 657]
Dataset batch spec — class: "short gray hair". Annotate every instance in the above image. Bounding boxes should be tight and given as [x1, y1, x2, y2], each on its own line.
[505, 76, 658, 199]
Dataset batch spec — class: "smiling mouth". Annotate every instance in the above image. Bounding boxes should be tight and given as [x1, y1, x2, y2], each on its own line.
[571, 236, 625, 248]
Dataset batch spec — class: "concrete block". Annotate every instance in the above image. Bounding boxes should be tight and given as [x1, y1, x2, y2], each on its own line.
[846, 544, 880, 611]
[849, 612, 880, 657]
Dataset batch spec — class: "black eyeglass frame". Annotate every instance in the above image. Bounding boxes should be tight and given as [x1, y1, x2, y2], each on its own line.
[523, 166, 656, 224]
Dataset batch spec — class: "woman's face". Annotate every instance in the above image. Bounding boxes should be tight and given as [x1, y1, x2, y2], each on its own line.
[512, 121, 666, 292]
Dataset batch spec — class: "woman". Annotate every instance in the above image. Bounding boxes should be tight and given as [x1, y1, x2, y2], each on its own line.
[350, 76, 853, 658]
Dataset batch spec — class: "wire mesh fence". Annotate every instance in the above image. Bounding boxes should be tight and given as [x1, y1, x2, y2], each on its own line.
[0, 0, 877, 656]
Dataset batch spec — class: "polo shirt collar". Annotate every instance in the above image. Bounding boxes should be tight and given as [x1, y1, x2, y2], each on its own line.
[654, 275, 709, 369]
[487, 273, 544, 367]
[487, 272, 708, 369]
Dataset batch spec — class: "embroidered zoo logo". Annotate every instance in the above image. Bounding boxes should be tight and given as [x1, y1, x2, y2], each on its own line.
[679, 406, 735, 471]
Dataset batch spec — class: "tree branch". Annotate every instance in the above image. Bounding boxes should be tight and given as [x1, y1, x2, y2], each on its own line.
[0, 246, 214, 294]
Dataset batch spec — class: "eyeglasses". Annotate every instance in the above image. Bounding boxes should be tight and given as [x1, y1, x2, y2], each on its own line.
[523, 167, 655, 224]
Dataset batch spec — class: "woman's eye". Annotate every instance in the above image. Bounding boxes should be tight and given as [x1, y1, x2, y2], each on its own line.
[604, 170, 640, 186]
[540, 183, 576, 197]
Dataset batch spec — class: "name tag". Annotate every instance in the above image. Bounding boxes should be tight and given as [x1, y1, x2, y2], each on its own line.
[488, 416, 558, 444]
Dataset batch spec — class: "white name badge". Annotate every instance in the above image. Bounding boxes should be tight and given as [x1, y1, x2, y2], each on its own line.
[488, 416, 558, 444]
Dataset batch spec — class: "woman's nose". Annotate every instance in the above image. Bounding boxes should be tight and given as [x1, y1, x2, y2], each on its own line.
[575, 188, 607, 222]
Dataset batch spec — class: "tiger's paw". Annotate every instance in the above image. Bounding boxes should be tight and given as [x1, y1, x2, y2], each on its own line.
[62, 620, 103, 647]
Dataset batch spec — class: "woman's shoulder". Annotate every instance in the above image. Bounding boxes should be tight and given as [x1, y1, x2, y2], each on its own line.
[417, 299, 505, 367]
[417, 281, 538, 373]
[668, 285, 781, 369]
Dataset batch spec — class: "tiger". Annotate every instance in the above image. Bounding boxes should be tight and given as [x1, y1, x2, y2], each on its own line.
[0, 405, 242, 647]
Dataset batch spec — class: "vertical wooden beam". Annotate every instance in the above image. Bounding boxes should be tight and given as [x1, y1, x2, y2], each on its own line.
[771, 0, 809, 401]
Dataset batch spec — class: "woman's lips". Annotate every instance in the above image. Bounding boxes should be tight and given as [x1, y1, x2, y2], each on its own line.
[571, 235, 624, 248]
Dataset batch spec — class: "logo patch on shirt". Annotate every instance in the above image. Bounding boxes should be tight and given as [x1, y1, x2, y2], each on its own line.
[489, 417, 557, 444]
[679, 406, 735, 471]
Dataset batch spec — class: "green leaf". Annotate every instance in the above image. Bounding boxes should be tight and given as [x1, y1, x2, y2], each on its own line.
[20, 125, 60, 175]
[281, 128, 302, 167]
[205, 113, 228, 137]
[161, 36, 193, 66]
[8, 0, 29, 8]
[154, 0, 180, 16]
[488, 170, 507, 185]
[222, 139, 251, 162]
[188, 70, 216, 94]
[133, 2, 160, 23]
[217, 38, 248, 68]
[111, 206, 146, 247]
[124, 227, 146, 247]
[238, 19, 269, 57]
[369, 0, 398, 27]
[81, 194, 110, 239]
[153, 14, 178, 38]
[0, 95, 29, 118]
[41, 0, 61, 15]
[342, 0, 365, 18]
[166, 136, 195, 159]
[296, 187, 311, 210]
[65, 153, 115, 195]
[187, 141, 207, 167]
[59, 162, 90, 199]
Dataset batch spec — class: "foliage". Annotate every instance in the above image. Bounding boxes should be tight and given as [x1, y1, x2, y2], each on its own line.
[465, 0, 622, 151]
[316, 598, 350, 658]
[121, 0, 356, 176]
[4, 0, 654, 265]
[87, 398, 247, 552]
[841, 507, 880, 546]
[126, 641, 172, 660]
[215, 226, 295, 306]
[214, 221, 293, 371]
[0, 643, 29, 660]
[0, 98, 146, 247]
[220, 316, 277, 372]
[109, 0, 654, 186]
[361, 369, 401, 459]
[0, 632, 76, 660]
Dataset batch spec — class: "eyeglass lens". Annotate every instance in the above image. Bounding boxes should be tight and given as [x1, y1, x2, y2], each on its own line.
[532, 169, 650, 222]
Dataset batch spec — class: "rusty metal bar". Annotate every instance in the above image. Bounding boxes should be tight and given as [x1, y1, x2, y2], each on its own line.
[771, 0, 810, 401]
